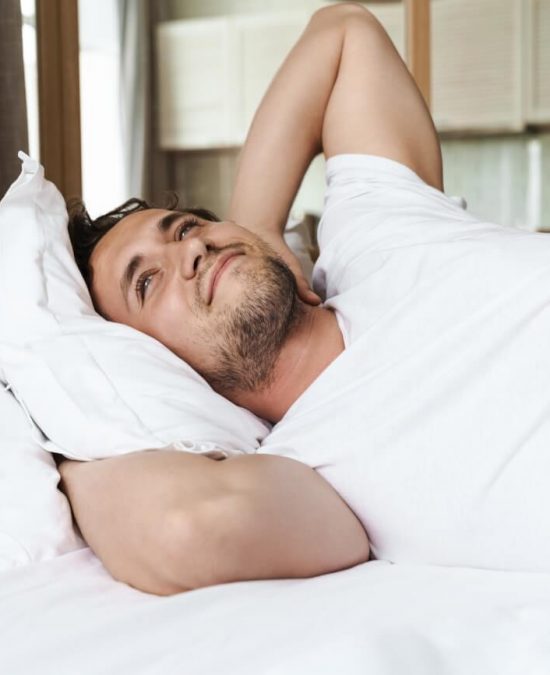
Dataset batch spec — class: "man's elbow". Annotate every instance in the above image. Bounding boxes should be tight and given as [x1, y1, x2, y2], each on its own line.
[311, 2, 377, 27]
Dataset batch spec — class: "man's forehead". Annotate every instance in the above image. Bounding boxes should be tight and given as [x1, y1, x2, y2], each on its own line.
[106, 207, 172, 242]
[92, 208, 172, 264]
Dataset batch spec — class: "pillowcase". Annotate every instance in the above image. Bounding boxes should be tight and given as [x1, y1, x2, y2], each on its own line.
[0, 153, 270, 461]
[0, 383, 85, 570]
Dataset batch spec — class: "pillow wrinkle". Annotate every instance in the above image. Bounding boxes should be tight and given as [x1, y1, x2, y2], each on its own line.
[50, 335, 160, 438]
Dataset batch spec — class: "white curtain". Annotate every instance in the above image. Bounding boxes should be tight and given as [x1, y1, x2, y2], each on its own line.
[118, 0, 149, 198]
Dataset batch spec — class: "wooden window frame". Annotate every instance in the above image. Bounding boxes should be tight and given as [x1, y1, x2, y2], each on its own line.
[404, 0, 431, 109]
[36, 0, 81, 199]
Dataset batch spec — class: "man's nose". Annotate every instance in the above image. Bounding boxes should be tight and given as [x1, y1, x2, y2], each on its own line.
[167, 235, 208, 280]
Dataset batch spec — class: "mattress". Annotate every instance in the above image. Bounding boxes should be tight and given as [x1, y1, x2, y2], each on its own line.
[1, 548, 549, 674]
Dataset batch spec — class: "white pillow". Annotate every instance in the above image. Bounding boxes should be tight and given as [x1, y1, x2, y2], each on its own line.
[0, 153, 270, 461]
[0, 383, 85, 570]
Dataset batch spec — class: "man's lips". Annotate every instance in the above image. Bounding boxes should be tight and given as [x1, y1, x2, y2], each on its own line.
[206, 252, 242, 304]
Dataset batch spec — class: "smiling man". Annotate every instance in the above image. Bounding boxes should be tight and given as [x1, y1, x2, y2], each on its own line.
[62, 0, 550, 595]
[59, 2, 447, 595]
[89, 206, 307, 399]
[76, 200, 344, 420]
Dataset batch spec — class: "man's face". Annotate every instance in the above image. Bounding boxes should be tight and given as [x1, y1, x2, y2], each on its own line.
[90, 208, 303, 393]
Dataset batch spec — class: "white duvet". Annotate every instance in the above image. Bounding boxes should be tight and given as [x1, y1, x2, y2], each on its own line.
[1, 548, 549, 674]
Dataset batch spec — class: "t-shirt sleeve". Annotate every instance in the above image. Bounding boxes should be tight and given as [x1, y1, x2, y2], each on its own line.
[317, 153, 474, 250]
[312, 154, 492, 299]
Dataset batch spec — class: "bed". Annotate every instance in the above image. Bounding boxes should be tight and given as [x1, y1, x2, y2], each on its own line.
[1, 151, 550, 675]
[2, 4, 550, 673]
[3, 547, 550, 674]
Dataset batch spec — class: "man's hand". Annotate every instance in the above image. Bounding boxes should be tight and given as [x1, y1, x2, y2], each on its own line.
[261, 230, 321, 306]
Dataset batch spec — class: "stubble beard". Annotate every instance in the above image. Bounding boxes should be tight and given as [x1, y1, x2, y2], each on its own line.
[198, 252, 305, 396]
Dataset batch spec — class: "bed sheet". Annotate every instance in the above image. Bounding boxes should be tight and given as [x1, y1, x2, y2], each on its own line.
[1, 548, 549, 674]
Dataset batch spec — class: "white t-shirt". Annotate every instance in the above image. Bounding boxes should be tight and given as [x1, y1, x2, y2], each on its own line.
[258, 153, 550, 573]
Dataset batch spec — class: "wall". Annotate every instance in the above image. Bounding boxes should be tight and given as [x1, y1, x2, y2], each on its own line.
[165, 0, 323, 19]
[441, 134, 550, 230]
[155, 0, 550, 231]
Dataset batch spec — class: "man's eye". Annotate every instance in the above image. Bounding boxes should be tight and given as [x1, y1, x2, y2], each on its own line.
[176, 217, 200, 240]
[135, 271, 155, 302]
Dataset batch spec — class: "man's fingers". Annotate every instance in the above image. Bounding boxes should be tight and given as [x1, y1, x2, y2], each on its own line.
[261, 232, 322, 306]
[296, 276, 322, 306]
[286, 261, 322, 306]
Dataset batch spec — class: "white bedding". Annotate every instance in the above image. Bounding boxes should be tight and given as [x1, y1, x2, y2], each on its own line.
[2, 155, 550, 672]
[1, 549, 549, 674]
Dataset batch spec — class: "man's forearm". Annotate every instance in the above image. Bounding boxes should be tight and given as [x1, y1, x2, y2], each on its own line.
[226, 6, 352, 237]
[60, 450, 369, 595]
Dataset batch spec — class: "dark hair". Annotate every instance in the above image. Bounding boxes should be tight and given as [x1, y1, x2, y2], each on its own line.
[67, 193, 219, 288]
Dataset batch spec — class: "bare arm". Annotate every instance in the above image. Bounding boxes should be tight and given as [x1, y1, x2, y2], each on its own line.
[176, 453, 369, 591]
[59, 450, 369, 595]
[228, 3, 443, 239]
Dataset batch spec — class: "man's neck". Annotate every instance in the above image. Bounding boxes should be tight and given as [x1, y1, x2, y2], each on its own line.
[227, 305, 344, 423]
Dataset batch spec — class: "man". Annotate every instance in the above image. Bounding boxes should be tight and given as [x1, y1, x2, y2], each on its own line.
[59, 3, 446, 595]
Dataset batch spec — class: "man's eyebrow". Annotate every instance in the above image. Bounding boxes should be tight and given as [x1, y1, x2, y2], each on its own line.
[157, 210, 184, 234]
